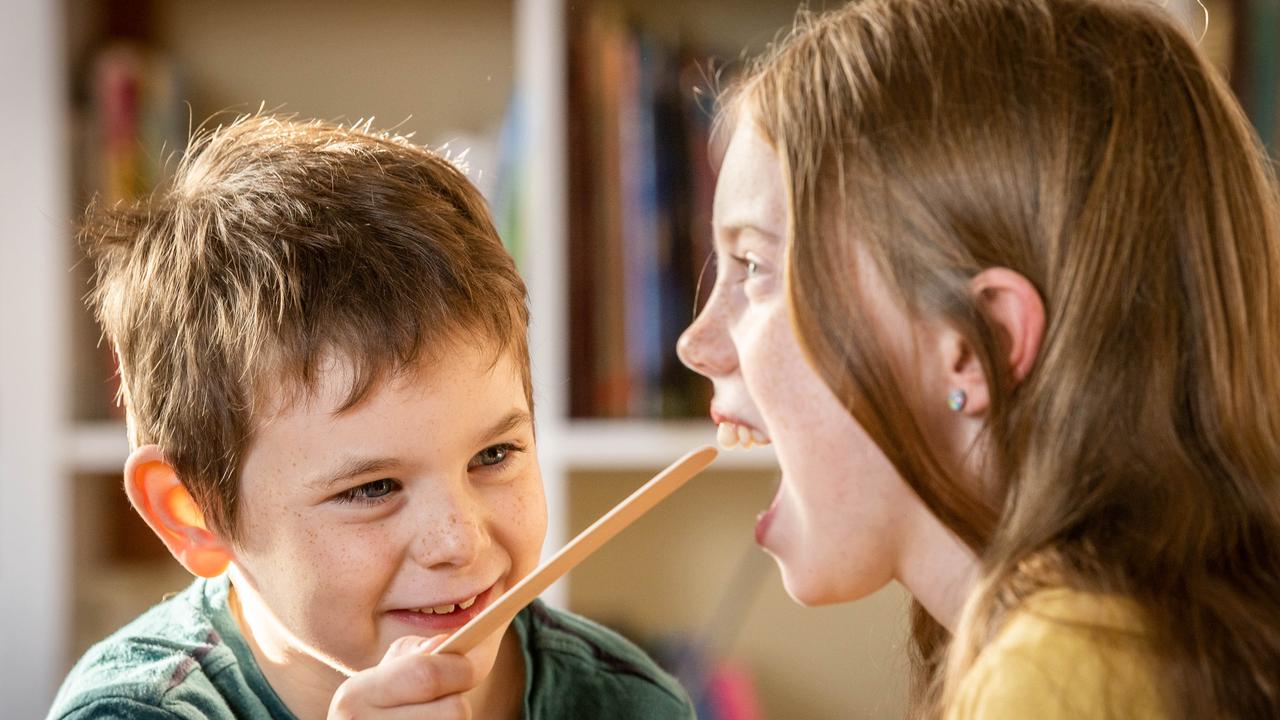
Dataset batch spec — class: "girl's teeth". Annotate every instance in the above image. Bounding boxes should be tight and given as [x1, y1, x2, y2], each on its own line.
[717, 421, 772, 450]
[717, 422, 739, 448]
[432, 604, 456, 614]
[459, 597, 476, 610]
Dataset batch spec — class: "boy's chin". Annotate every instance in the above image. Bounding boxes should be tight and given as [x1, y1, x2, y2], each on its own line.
[456, 623, 516, 684]
[469, 629, 506, 672]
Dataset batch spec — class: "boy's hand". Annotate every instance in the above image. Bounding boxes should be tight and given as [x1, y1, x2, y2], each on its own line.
[328, 635, 477, 719]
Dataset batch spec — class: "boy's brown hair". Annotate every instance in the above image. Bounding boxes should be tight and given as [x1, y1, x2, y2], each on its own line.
[83, 114, 531, 542]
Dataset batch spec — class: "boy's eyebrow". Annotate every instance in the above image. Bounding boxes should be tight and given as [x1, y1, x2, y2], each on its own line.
[478, 409, 533, 445]
[306, 457, 399, 492]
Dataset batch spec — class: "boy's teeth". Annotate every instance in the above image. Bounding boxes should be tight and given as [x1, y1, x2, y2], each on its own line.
[413, 594, 479, 614]
[717, 421, 771, 450]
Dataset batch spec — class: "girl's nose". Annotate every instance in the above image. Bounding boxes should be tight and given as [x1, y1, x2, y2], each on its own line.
[677, 300, 738, 378]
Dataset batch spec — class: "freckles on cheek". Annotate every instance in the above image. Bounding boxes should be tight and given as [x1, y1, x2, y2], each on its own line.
[499, 479, 547, 555]
[738, 307, 802, 411]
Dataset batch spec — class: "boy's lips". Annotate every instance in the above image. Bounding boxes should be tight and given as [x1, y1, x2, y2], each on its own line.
[387, 584, 497, 632]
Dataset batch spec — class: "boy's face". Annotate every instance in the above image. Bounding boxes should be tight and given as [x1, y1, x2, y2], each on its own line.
[229, 341, 545, 681]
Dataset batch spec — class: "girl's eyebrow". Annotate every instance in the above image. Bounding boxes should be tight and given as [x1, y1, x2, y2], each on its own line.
[306, 457, 399, 492]
[718, 221, 781, 247]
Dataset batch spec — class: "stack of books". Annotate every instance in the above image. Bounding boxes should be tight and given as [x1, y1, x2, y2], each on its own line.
[566, 7, 721, 419]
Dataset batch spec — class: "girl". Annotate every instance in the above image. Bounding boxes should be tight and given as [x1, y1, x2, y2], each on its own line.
[677, 0, 1280, 716]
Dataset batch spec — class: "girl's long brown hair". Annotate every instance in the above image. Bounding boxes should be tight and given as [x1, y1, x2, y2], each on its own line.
[722, 0, 1280, 716]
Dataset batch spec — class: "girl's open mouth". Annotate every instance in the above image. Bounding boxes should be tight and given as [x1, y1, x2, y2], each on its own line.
[756, 481, 782, 546]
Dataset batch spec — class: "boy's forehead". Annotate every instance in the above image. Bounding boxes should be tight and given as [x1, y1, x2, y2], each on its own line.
[251, 339, 521, 425]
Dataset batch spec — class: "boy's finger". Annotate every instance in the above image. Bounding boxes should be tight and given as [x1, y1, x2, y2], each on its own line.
[382, 634, 445, 661]
[361, 695, 471, 720]
[330, 676, 472, 720]
[363, 651, 477, 708]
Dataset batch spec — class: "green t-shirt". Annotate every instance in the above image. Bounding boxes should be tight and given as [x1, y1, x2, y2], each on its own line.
[48, 576, 693, 719]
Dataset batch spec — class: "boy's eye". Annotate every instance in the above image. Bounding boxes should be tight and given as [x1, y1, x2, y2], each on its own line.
[469, 443, 520, 470]
[333, 478, 400, 505]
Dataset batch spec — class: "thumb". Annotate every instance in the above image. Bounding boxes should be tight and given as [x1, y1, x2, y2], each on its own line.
[382, 634, 450, 662]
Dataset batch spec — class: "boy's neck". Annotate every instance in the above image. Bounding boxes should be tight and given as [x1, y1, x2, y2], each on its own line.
[227, 581, 526, 719]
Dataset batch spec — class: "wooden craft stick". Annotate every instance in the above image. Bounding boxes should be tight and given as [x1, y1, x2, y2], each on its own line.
[431, 445, 718, 656]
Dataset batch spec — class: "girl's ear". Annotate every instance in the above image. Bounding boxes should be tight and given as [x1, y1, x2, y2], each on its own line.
[939, 267, 1045, 416]
[123, 445, 233, 578]
[970, 267, 1045, 385]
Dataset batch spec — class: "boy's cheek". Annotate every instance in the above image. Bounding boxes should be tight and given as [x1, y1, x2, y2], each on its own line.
[495, 477, 548, 563]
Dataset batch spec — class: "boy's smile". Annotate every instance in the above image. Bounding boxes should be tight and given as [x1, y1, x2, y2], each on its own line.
[225, 340, 545, 712]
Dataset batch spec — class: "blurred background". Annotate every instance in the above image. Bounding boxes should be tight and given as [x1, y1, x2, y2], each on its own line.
[1, 0, 1275, 717]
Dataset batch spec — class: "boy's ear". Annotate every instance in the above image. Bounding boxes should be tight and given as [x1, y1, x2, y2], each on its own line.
[124, 445, 233, 578]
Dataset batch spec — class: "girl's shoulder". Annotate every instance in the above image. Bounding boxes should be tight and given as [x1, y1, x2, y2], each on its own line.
[947, 588, 1166, 720]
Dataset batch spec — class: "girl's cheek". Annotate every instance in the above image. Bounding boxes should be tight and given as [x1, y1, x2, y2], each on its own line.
[738, 303, 794, 387]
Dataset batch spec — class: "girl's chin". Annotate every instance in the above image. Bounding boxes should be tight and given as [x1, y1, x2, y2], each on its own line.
[779, 568, 861, 607]
[769, 537, 889, 607]
[765, 536, 831, 606]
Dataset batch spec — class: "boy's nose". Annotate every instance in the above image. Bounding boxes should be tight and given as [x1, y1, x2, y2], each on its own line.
[412, 491, 486, 569]
[677, 299, 738, 378]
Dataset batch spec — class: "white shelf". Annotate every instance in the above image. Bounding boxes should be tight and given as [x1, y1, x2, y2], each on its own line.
[68, 418, 777, 474]
[70, 420, 129, 474]
[560, 419, 777, 471]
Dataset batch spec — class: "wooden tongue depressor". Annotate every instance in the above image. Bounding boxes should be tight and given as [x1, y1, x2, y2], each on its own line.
[431, 445, 719, 656]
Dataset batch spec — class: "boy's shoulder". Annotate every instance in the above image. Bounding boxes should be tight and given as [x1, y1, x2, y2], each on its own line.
[47, 577, 289, 720]
[515, 600, 694, 719]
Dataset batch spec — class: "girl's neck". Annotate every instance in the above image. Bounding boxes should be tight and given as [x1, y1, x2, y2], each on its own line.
[896, 505, 979, 632]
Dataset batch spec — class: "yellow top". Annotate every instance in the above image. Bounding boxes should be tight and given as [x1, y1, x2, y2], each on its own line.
[947, 588, 1166, 719]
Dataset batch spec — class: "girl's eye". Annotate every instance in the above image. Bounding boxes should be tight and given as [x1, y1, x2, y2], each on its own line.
[469, 443, 521, 471]
[333, 478, 400, 506]
[732, 253, 763, 281]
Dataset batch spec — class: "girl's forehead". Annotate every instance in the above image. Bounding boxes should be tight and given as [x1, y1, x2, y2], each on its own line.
[713, 121, 787, 241]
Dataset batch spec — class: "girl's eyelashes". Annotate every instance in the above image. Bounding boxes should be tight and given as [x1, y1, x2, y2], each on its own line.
[469, 441, 525, 471]
[729, 252, 764, 282]
[332, 478, 401, 506]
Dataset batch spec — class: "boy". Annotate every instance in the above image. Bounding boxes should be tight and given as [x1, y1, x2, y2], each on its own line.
[50, 115, 694, 719]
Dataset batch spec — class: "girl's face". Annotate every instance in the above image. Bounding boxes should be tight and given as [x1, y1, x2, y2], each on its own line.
[678, 118, 950, 605]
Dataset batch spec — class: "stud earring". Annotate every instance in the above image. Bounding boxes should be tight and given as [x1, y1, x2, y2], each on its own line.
[947, 388, 967, 412]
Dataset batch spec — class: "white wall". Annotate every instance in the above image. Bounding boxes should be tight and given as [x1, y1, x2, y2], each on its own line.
[0, 0, 71, 714]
